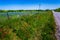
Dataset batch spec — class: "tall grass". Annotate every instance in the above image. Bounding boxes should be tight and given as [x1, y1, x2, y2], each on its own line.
[0, 11, 56, 40]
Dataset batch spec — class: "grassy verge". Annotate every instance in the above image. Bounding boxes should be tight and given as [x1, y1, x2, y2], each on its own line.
[0, 11, 56, 40]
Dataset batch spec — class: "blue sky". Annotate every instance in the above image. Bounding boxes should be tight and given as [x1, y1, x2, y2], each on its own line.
[0, 0, 60, 10]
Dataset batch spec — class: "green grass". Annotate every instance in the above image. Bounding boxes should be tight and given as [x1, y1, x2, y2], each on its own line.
[0, 11, 56, 40]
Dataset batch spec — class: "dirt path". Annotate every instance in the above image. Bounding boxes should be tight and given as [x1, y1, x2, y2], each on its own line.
[53, 11, 60, 40]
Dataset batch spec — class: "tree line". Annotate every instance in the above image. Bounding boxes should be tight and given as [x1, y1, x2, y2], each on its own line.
[0, 8, 60, 12]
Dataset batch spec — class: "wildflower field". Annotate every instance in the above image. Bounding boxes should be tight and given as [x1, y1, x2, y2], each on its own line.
[0, 10, 56, 40]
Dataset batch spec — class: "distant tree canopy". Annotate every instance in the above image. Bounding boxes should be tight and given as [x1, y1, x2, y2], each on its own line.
[54, 8, 60, 12]
[0, 10, 41, 12]
[0, 10, 24, 12]
[45, 9, 51, 11]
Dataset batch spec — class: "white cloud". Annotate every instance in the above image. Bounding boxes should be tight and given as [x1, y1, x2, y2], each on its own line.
[0, 4, 60, 10]
[0, 5, 39, 10]
[40, 4, 60, 10]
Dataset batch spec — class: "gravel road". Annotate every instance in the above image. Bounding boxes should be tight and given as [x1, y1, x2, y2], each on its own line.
[53, 11, 60, 40]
